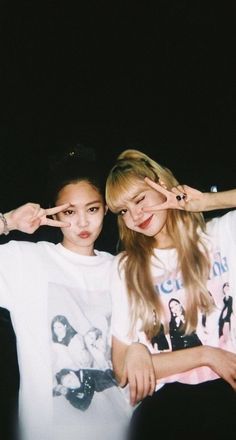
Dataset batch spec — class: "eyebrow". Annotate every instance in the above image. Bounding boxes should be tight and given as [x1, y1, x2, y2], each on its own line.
[68, 199, 102, 208]
[123, 189, 144, 204]
[114, 190, 144, 212]
[131, 191, 144, 201]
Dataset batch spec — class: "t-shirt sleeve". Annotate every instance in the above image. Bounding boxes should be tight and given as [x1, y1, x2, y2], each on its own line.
[109, 256, 134, 345]
[218, 210, 236, 244]
[207, 210, 236, 244]
[223, 210, 236, 244]
[0, 240, 22, 310]
[207, 210, 236, 315]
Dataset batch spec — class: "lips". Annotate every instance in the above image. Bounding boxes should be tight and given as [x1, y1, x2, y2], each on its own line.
[138, 215, 153, 229]
[79, 231, 91, 239]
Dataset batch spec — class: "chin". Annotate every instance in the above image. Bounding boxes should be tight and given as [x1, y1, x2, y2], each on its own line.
[144, 232, 156, 237]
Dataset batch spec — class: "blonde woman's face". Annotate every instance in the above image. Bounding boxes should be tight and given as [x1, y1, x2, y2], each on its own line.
[117, 178, 168, 240]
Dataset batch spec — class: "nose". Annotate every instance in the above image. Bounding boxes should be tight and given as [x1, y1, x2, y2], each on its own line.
[76, 212, 89, 228]
[130, 205, 143, 223]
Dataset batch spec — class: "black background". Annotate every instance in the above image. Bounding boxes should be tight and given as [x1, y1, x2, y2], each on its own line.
[0, 1, 236, 248]
[0, 3, 236, 436]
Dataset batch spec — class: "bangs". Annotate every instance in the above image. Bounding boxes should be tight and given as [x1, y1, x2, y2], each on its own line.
[106, 172, 142, 213]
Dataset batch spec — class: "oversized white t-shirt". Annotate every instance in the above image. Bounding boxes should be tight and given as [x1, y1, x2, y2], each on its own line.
[0, 241, 132, 440]
[111, 211, 236, 388]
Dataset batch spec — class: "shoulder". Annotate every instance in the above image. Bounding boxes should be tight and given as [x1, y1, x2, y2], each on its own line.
[206, 210, 236, 234]
[205, 211, 236, 251]
[0, 241, 54, 274]
[0, 240, 35, 254]
[94, 250, 115, 269]
[0, 239, 54, 249]
[110, 252, 127, 277]
[111, 251, 126, 265]
[18, 240, 56, 254]
[0, 239, 55, 258]
[95, 250, 114, 261]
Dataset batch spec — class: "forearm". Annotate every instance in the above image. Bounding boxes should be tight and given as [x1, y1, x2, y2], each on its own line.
[152, 345, 211, 379]
[113, 340, 212, 382]
[201, 190, 236, 211]
[111, 336, 128, 382]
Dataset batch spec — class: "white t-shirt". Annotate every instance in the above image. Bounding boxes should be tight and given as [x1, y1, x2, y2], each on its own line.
[111, 211, 236, 388]
[0, 241, 132, 440]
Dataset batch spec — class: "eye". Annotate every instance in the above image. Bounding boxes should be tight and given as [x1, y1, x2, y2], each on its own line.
[136, 195, 145, 204]
[88, 206, 99, 213]
[118, 209, 127, 216]
[63, 209, 75, 216]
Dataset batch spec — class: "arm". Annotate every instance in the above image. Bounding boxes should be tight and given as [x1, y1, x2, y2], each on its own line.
[0, 202, 70, 235]
[202, 189, 236, 211]
[112, 336, 156, 406]
[113, 337, 236, 405]
[152, 345, 236, 390]
[144, 178, 236, 213]
[179, 187, 236, 211]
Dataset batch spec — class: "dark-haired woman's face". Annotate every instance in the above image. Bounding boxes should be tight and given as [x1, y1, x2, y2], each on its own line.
[55, 181, 106, 256]
[223, 283, 230, 296]
[53, 321, 66, 340]
[169, 300, 182, 317]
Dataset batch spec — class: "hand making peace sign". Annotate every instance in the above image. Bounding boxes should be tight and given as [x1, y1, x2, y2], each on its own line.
[5, 202, 71, 234]
[143, 177, 205, 213]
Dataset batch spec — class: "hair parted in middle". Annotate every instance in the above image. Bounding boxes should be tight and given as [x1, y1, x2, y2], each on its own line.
[106, 149, 212, 339]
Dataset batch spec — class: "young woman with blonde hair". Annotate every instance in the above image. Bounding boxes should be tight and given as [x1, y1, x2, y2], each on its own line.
[106, 148, 236, 439]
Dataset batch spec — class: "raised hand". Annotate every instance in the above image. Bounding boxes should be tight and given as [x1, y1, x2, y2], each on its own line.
[5, 202, 71, 234]
[143, 177, 205, 213]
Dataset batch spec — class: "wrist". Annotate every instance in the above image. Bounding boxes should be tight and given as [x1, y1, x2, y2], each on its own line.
[0, 212, 10, 235]
[201, 193, 212, 211]
[0, 211, 15, 234]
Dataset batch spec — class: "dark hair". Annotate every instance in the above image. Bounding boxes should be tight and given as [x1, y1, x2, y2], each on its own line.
[46, 144, 106, 205]
[51, 315, 77, 345]
[168, 298, 182, 310]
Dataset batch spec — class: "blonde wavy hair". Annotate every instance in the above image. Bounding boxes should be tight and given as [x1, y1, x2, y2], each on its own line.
[106, 149, 212, 339]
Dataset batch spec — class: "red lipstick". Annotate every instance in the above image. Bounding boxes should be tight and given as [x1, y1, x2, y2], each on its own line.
[79, 231, 91, 239]
[138, 215, 153, 230]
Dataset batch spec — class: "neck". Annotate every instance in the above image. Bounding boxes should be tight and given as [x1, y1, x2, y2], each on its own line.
[154, 227, 174, 249]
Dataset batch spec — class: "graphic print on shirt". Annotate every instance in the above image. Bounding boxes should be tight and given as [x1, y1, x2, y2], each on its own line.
[138, 248, 235, 385]
[48, 282, 117, 414]
[218, 282, 234, 346]
[151, 298, 203, 351]
[168, 298, 202, 350]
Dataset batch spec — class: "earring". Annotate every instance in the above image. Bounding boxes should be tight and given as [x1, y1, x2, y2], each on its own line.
[153, 309, 157, 327]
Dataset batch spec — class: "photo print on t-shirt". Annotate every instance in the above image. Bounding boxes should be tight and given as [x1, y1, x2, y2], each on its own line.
[48, 282, 117, 414]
